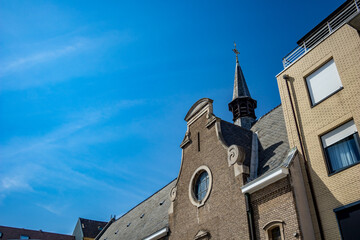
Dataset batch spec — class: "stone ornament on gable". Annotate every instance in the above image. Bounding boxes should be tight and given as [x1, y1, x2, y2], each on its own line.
[227, 144, 245, 166]
[180, 131, 192, 149]
[170, 186, 177, 202]
[194, 230, 210, 240]
[206, 113, 217, 128]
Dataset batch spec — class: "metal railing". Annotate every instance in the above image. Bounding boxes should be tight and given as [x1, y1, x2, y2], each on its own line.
[282, 0, 360, 69]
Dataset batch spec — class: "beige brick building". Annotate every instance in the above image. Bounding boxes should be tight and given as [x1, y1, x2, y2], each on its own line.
[277, 0, 360, 239]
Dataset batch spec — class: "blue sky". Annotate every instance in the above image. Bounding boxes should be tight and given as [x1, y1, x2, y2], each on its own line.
[0, 0, 342, 235]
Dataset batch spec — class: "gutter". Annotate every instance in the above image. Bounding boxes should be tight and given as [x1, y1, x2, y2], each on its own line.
[241, 167, 289, 194]
[241, 147, 297, 194]
[143, 227, 168, 240]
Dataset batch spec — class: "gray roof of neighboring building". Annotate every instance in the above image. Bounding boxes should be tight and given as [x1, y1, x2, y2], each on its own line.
[251, 104, 290, 176]
[79, 218, 108, 238]
[0, 225, 75, 240]
[97, 179, 176, 240]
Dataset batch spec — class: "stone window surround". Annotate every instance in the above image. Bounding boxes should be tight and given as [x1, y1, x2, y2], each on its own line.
[263, 220, 285, 240]
[189, 165, 213, 207]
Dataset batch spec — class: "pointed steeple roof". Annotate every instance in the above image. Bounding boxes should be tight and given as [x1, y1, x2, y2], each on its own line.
[232, 44, 251, 99]
[229, 43, 257, 129]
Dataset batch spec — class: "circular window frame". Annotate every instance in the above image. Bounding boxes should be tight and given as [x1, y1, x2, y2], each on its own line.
[189, 165, 213, 207]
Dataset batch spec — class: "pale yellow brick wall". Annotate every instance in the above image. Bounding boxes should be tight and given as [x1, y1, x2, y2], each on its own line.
[276, 24, 360, 240]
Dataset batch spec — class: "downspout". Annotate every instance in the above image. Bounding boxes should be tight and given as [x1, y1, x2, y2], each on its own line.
[245, 193, 256, 240]
[283, 74, 325, 240]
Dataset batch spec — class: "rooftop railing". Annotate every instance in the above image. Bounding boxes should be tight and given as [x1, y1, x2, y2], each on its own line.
[282, 0, 360, 69]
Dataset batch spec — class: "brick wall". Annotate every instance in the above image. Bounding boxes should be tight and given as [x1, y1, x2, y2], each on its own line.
[251, 177, 300, 240]
[277, 24, 360, 239]
[169, 113, 250, 239]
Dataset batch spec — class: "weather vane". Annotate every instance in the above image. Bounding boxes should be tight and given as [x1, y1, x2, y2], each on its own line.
[232, 42, 239, 62]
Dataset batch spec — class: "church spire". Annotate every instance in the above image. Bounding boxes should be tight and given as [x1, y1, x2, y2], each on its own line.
[228, 43, 257, 129]
[232, 43, 251, 99]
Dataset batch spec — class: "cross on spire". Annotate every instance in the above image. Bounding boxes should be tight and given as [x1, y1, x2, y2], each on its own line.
[232, 42, 239, 62]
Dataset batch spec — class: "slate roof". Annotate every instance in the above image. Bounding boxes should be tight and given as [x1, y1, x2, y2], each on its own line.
[251, 104, 290, 176]
[97, 179, 176, 240]
[233, 60, 251, 99]
[220, 120, 253, 166]
[0, 225, 75, 240]
[79, 218, 107, 238]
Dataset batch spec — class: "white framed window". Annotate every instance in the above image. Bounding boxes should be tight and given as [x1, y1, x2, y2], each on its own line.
[306, 58, 342, 105]
[321, 120, 360, 174]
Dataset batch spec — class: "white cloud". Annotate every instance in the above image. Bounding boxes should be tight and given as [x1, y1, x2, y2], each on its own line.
[0, 30, 134, 90]
[0, 42, 82, 77]
[1, 176, 33, 192]
[0, 99, 145, 196]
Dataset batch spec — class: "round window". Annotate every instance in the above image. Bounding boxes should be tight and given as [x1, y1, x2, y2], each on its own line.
[189, 165, 212, 207]
[194, 171, 209, 201]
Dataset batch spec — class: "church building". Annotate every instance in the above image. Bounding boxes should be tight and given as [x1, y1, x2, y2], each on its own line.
[96, 45, 315, 240]
[94, 0, 360, 239]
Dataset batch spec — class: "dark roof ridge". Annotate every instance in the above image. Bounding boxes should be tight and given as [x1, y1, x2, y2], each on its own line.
[0, 225, 73, 237]
[79, 217, 107, 223]
[116, 178, 177, 221]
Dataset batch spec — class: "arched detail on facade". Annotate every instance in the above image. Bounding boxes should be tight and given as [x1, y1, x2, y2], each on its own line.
[262, 220, 285, 240]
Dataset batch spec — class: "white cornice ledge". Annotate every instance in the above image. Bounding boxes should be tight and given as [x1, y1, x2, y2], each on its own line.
[143, 227, 168, 240]
[241, 167, 289, 194]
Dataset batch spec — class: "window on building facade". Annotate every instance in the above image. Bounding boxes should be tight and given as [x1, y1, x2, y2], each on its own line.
[268, 226, 282, 240]
[263, 221, 284, 240]
[335, 201, 360, 239]
[305, 58, 342, 105]
[20, 235, 30, 239]
[194, 171, 209, 201]
[321, 120, 360, 174]
[189, 165, 212, 207]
